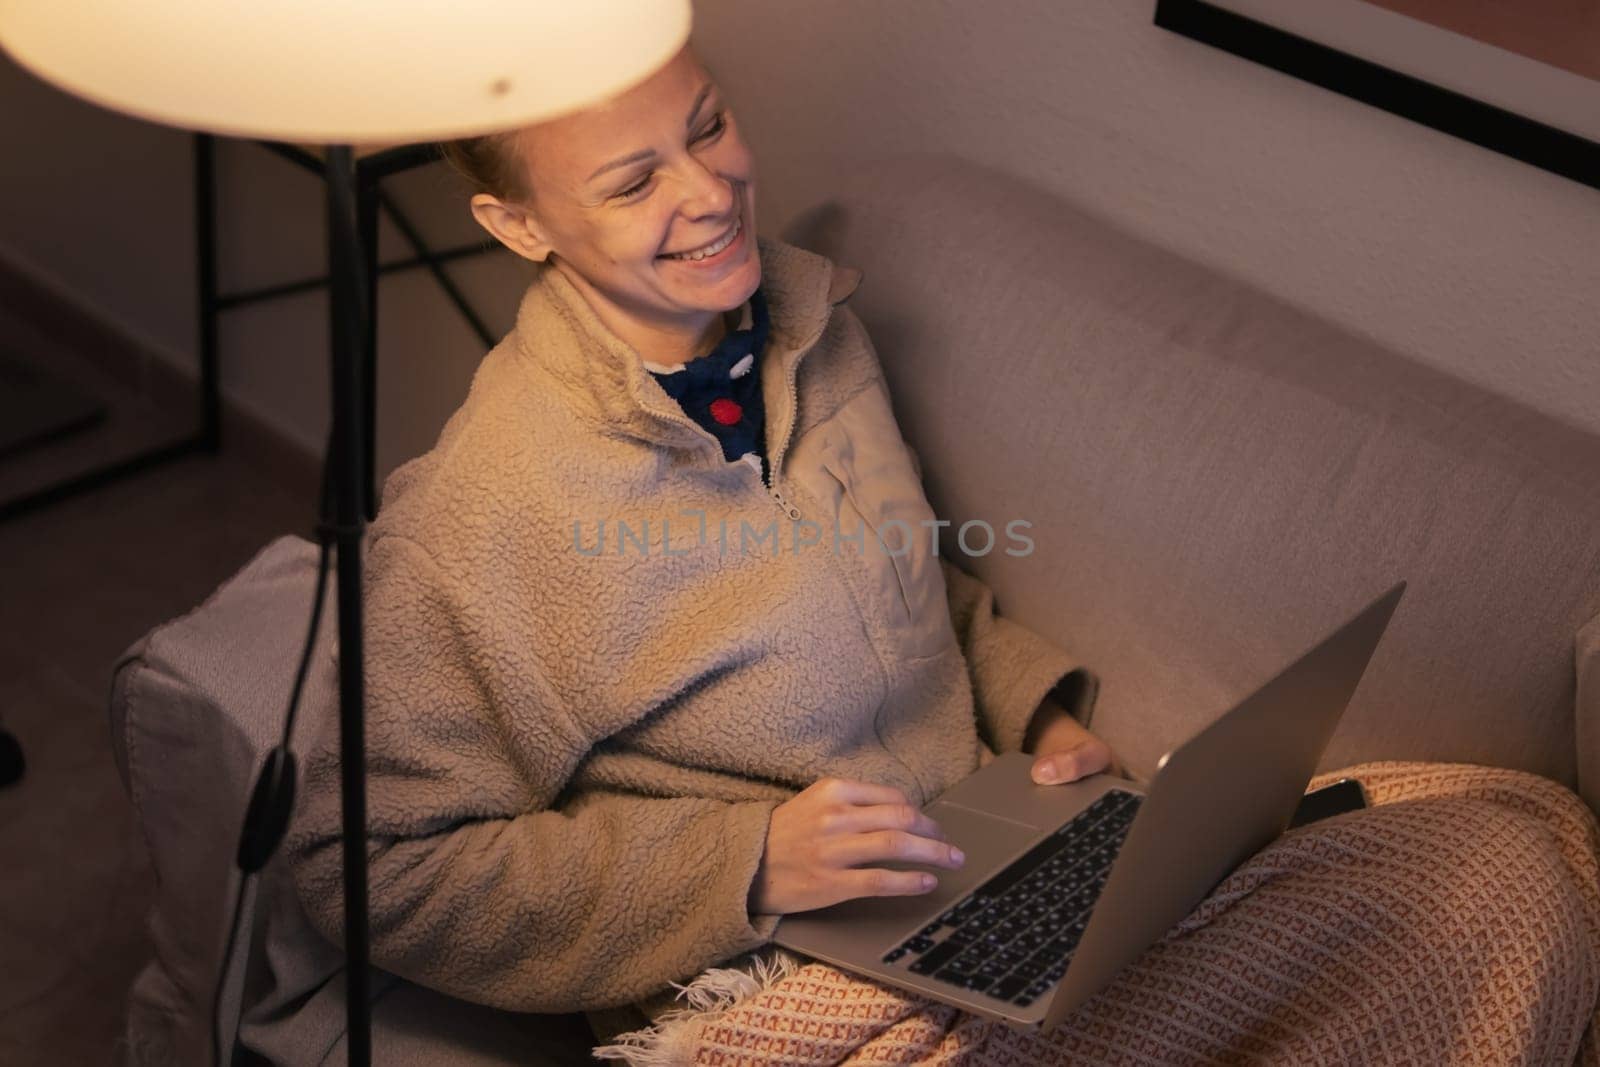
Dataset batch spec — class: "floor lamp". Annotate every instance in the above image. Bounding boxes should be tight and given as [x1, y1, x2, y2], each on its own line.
[0, 3, 691, 1062]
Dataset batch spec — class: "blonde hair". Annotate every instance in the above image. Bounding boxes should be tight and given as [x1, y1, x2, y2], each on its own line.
[438, 130, 530, 203]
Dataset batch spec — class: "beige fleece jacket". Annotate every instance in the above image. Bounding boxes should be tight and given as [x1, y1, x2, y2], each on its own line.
[286, 237, 1082, 1014]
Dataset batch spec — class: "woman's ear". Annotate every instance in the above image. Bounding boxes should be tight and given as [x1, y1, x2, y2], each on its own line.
[468, 193, 553, 263]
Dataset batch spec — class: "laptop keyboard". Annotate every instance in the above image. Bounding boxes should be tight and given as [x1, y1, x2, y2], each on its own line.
[880, 789, 1143, 1008]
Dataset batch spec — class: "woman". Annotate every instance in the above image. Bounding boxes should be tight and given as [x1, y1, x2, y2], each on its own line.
[287, 44, 1599, 1063]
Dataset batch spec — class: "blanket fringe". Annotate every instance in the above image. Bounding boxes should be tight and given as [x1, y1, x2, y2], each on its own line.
[590, 949, 802, 1067]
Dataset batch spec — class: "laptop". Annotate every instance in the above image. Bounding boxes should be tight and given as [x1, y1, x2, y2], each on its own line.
[773, 582, 1405, 1032]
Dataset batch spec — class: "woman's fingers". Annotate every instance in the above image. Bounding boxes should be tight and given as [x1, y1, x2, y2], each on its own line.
[829, 829, 965, 870]
[807, 778, 949, 842]
[842, 866, 940, 899]
[774, 778, 968, 908]
[1031, 739, 1112, 785]
[825, 800, 947, 842]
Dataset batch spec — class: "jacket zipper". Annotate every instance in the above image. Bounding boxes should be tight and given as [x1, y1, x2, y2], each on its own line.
[767, 482, 801, 521]
[635, 321, 826, 524]
[644, 407, 802, 521]
[761, 322, 826, 521]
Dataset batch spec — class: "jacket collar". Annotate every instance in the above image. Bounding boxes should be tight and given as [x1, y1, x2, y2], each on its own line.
[511, 236, 861, 451]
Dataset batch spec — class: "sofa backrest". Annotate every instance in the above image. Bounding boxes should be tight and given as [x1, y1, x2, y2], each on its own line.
[784, 153, 1600, 812]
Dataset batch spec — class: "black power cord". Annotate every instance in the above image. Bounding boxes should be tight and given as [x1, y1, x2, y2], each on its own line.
[211, 457, 336, 1067]
[0, 725, 23, 787]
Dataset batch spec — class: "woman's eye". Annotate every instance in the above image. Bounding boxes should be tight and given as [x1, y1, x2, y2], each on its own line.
[612, 113, 726, 202]
[614, 173, 653, 201]
[693, 112, 727, 144]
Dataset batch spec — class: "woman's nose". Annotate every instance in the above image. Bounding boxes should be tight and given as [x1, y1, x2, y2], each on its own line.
[677, 160, 736, 219]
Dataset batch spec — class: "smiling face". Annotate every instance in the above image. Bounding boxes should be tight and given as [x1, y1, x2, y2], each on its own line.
[468, 46, 760, 364]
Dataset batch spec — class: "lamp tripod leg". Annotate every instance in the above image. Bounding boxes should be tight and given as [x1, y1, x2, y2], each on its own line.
[325, 143, 372, 1067]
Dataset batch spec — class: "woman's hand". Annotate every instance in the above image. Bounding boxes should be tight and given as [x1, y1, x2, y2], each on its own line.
[749, 778, 965, 916]
[1025, 694, 1120, 785]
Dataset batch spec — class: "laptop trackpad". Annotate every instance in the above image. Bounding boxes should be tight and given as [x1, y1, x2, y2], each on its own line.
[924, 801, 1046, 900]
[934, 750, 1112, 832]
[773, 802, 1042, 955]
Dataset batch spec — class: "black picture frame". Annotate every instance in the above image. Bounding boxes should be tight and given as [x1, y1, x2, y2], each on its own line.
[1153, 0, 1600, 192]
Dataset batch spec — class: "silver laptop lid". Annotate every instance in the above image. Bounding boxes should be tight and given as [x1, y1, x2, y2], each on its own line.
[1044, 581, 1406, 1029]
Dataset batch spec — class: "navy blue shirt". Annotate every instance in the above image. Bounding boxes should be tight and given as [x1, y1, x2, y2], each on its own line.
[647, 287, 771, 481]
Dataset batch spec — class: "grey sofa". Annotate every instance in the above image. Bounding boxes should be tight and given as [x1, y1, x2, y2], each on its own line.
[111, 153, 1600, 1064]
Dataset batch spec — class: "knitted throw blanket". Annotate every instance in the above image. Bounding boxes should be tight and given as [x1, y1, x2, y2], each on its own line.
[594, 763, 1600, 1066]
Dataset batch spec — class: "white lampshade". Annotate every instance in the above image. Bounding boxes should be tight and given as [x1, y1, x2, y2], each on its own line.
[0, 0, 692, 142]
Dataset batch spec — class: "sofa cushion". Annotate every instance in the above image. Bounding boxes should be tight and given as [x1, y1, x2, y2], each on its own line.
[784, 154, 1600, 810]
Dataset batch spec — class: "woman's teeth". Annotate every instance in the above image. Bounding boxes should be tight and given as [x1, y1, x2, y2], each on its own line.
[662, 219, 740, 261]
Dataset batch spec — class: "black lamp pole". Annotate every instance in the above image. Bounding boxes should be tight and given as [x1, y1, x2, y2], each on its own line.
[324, 144, 373, 1066]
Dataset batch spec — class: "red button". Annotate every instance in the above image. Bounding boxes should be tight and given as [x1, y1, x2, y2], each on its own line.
[709, 398, 743, 425]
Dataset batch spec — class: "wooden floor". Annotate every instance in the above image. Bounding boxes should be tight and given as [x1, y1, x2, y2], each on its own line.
[0, 433, 313, 1063]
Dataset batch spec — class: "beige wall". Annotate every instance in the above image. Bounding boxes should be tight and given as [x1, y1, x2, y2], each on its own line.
[0, 49, 192, 369]
[0, 47, 531, 482]
[2, 1, 1597, 489]
[692, 0, 1600, 438]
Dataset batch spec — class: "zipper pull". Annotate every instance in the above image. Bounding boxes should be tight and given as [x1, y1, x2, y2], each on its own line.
[769, 483, 801, 521]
